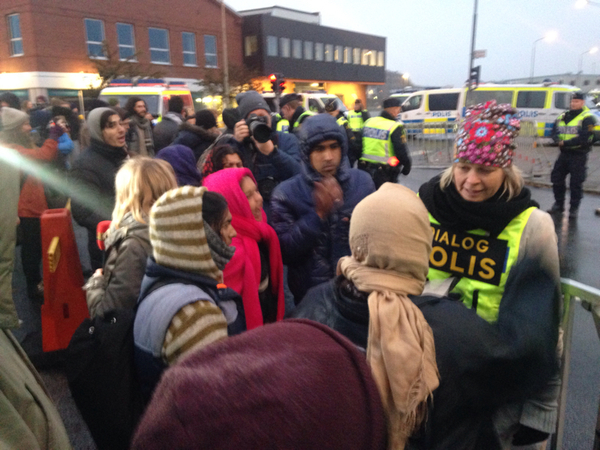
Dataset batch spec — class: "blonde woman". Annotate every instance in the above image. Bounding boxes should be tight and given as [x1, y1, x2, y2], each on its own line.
[85, 157, 177, 318]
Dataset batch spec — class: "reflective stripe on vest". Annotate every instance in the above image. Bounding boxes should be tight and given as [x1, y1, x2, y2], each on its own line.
[348, 111, 365, 131]
[277, 118, 290, 133]
[557, 107, 593, 148]
[427, 207, 536, 323]
[360, 116, 403, 165]
[337, 116, 348, 127]
[293, 111, 315, 129]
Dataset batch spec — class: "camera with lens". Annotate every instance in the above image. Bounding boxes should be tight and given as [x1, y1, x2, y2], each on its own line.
[245, 113, 272, 144]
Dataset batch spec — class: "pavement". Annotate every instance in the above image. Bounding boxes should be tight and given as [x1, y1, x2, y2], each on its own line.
[8, 170, 600, 449]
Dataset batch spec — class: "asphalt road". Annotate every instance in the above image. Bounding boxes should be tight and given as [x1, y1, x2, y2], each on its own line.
[9, 167, 600, 450]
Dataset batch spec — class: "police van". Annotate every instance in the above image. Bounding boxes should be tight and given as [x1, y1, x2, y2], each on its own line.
[399, 84, 580, 137]
[261, 91, 347, 115]
[99, 79, 193, 120]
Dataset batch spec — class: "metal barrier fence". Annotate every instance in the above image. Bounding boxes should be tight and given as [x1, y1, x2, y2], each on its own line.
[405, 119, 600, 192]
[552, 279, 600, 450]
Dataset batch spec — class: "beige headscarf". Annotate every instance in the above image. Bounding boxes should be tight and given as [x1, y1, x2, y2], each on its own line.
[337, 183, 439, 450]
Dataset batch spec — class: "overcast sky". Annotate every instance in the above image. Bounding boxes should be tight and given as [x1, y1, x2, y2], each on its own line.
[225, 0, 599, 87]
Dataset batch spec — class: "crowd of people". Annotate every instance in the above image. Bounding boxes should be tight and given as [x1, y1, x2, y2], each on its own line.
[0, 90, 562, 450]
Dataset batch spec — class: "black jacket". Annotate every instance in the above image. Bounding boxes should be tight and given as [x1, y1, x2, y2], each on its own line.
[173, 122, 220, 162]
[153, 112, 184, 152]
[551, 108, 597, 153]
[380, 110, 411, 174]
[291, 257, 559, 450]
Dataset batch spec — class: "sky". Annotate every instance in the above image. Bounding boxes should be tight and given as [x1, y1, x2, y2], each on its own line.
[224, 0, 599, 87]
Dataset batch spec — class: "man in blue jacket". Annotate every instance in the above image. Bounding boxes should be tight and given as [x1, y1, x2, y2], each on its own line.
[270, 114, 375, 304]
[230, 91, 301, 219]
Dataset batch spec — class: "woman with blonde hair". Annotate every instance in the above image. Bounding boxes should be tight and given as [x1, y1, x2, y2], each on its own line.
[85, 156, 177, 318]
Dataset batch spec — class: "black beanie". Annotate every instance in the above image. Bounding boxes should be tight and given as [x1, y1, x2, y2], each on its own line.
[195, 109, 217, 129]
[222, 108, 241, 130]
[383, 97, 401, 108]
[279, 93, 301, 109]
[236, 91, 271, 119]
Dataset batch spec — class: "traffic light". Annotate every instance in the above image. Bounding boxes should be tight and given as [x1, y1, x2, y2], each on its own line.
[269, 73, 278, 93]
[278, 76, 286, 93]
[469, 66, 480, 89]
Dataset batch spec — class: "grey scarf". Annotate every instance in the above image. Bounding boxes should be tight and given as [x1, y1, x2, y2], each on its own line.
[204, 223, 235, 270]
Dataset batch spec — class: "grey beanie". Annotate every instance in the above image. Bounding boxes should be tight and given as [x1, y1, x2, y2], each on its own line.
[236, 91, 271, 119]
[87, 107, 116, 141]
[0, 107, 29, 132]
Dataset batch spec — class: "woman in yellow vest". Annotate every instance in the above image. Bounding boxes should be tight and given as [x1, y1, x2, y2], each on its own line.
[418, 100, 561, 449]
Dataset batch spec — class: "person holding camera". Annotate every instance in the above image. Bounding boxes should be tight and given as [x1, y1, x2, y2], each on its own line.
[230, 91, 301, 218]
[270, 114, 375, 305]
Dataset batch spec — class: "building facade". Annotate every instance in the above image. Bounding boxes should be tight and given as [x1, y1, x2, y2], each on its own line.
[0, 0, 243, 101]
[240, 6, 385, 108]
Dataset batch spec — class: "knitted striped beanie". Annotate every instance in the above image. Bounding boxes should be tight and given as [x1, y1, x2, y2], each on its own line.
[149, 186, 222, 281]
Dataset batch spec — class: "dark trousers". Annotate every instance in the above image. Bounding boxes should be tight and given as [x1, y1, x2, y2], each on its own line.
[19, 217, 42, 291]
[550, 151, 588, 210]
[357, 160, 400, 189]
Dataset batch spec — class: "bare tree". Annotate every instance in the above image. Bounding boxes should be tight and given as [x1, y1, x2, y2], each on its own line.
[197, 63, 263, 107]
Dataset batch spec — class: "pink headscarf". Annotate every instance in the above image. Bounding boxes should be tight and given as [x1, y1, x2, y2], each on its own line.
[203, 168, 285, 329]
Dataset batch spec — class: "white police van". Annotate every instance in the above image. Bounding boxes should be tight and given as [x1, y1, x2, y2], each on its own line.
[261, 91, 347, 115]
[400, 84, 580, 137]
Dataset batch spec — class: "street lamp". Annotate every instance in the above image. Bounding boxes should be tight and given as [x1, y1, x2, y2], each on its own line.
[578, 46, 599, 87]
[576, 0, 600, 8]
[530, 31, 558, 82]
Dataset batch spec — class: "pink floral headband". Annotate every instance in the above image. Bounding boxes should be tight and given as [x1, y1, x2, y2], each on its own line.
[454, 100, 520, 168]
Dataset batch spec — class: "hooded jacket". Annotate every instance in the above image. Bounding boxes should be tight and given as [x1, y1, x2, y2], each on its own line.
[173, 122, 220, 162]
[153, 112, 184, 152]
[270, 114, 375, 303]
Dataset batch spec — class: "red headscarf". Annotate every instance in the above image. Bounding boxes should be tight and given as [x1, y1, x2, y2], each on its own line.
[203, 168, 285, 329]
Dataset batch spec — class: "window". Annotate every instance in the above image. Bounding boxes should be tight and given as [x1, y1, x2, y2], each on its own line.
[402, 95, 423, 112]
[554, 92, 568, 110]
[516, 91, 546, 109]
[353, 48, 361, 65]
[280, 38, 290, 58]
[465, 90, 513, 107]
[308, 98, 324, 113]
[204, 35, 217, 68]
[7, 14, 23, 56]
[597, 79, 600, 85]
[148, 28, 170, 64]
[428, 93, 460, 111]
[245, 36, 257, 56]
[116, 23, 135, 61]
[335, 45, 343, 63]
[377, 51, 385, 67]
[304, 41, 313, 60]
[325, 44, 333, 62]
[292, 39, 302, 59]
[570, 80, 576, 86]
[266, 35, 278, 57]
[85, 18, 105, 58]
[584, 80, 590, 86]
[182, 32, 197, 66]
[315, 42, 324, 61]
[343, 46, 351, 64]
[369, 51, 377, 66]
[361, 49, 370, 65]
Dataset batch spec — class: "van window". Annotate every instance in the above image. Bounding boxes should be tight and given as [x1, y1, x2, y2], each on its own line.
[428, 93, 460, 111]
[98, 94, 160, 114]
[466, 90, 513, 107]
[308, 98, 323, 113]
[554, 92, 568, 110]
[403, 95, 422, 112]
[516, 91, 546, 108]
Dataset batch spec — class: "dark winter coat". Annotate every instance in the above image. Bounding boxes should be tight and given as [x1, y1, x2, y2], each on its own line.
[291, 257, 559, 450]
[173, 122, 220, 162]
[153, 112, 184, 152]
[270, 114, 375, 303]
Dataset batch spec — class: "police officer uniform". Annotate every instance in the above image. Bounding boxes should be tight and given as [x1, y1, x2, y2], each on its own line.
[279, 93, 314, 136]
[347, 100, 371, 164]
[358, 97, 411, 188]
[549, 92, 596, 219]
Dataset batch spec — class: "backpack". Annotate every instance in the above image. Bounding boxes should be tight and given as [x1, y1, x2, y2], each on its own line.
[65, 308, 145, 450]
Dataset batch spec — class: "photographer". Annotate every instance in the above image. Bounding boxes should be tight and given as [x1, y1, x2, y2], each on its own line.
[231, 91, 301, 218]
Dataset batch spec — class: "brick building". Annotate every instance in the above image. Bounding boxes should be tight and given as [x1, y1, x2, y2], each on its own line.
[0, 0, 243, 101]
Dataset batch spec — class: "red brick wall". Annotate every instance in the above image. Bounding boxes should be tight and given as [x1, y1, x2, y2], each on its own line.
[0, 0, 243, 78]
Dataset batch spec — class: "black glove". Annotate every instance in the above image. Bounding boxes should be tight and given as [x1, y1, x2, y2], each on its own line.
[401, 159, 411, 176]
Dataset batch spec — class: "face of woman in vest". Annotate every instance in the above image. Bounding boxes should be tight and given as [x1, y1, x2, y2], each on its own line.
[240, 176, 263, 222]
[453, 162, 505, 202]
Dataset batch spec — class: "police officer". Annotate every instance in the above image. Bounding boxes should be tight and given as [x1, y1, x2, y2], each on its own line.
[347, 99, 370, 163]
[324, 98, 358, 165]
[272, 113, 289, 133]
[358, 97, 411, 188]
[548, 91, 597, 219]
[279, 93, 314, 136]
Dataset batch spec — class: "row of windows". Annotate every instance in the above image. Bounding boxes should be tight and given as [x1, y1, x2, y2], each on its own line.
[85, 18, 217, 67]
[244, 35, 384, 67]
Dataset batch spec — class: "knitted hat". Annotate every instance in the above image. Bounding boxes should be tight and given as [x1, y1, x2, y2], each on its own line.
[279, 93, 301, 109]
[194, 109, 217, 129]
[235, 91, 271, 119]
[222, 107, 241, 130]
[454, 100, 520, 168]
[87, 107, 116, 142]
[149, 186, 222, 281]
[156, 145, 202, 187]
[0, 107, 29, 131]
[131, 320, 387, 450]
[383, 97, 401, 108]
